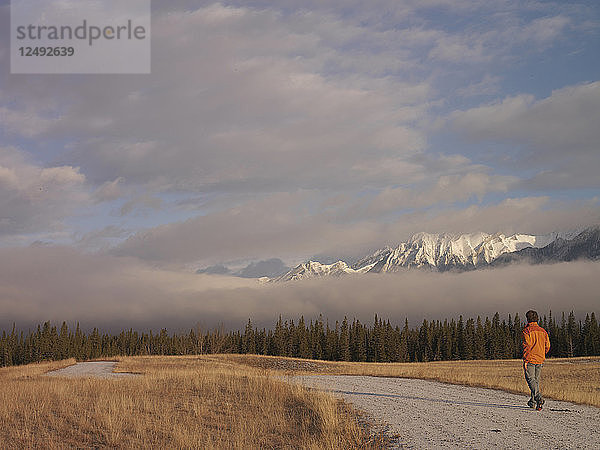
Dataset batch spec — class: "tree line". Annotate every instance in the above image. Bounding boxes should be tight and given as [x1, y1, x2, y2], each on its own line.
[1, 311, 599, 367]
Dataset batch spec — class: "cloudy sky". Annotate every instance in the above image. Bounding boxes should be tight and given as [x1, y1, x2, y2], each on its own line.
[0, 1, 599, 330]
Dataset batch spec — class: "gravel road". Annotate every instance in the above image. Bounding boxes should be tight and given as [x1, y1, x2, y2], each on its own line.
[293, 375, 600, 449]
[45, 361, 138, 379]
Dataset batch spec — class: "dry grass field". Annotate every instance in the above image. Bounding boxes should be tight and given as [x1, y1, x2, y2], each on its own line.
[233, 354, 600, 408]
[1, 354, 598, 449]
[0, 355, 378, 449]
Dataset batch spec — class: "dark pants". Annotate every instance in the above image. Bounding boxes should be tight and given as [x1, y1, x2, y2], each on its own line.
[524, 363, 543, 403]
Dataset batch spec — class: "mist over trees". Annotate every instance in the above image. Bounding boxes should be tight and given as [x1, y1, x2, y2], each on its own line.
[1, 311, 599, 368]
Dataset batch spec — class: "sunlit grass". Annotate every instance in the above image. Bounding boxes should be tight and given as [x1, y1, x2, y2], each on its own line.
[0, 355, 373, 449]
[3, 353, 595, 449]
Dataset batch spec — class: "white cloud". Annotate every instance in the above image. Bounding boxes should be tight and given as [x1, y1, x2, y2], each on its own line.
[332, 171, 517, 221]
[0, 245, 256, 331]
[39, 166, 85, 185]
[119, 195, 163, 216]
[452, 82, 600, 154]
[456, 74, 501, 97]
[92, 177, 125, 203]
[429, 35, 488, 63]
[0, 106, 57, 137]
[0, 1, 596, 259]
[0, 165, 18, 189]
[393, 197, 600, 237]
[520, 15, 570, 45]
[2, 3, 434, 194]
[0, 3, 591, 200]
[75, 225, 130, 252]
[112, 191, 379, 264]
[0, 146, 88, 236]
[112, 188, 600, 266]
[450, 81, 600, 187]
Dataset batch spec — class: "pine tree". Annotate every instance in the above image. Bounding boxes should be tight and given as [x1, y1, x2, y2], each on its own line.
[456, 316, 465, 360]
[256, 328, 267, 355]
[89, 328, 101, 359]
[58, 322, 70, 360]
[311, 316, 324, 360]
[418, 319, 431, 362]
[324, 321, 338, 361]
[339, 317, 350, 361]
[474, 316, 485, 360]
[557, 312, 567, 357]
[297, 317, 310, 359]
[352, 320, 367, 362]
[464, 318, 474, 360]
[566, 311, 578, 357]
[73, 323, 84, 360]
[373, 315, 387, 362]
[490, 313, 501, 359]
[585, 312, 599, 356]
[1, 331, 12, 367]
[513, 313, 522, 359]
[397, 319, 410, 362]
[286, 320, 295, 357]
[385, 320, 398, 362]
[243, 319, 256, 354]
[439, 320, 450, 360]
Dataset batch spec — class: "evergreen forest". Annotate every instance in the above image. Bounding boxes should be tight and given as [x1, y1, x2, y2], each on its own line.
[1, 311, 599, 367]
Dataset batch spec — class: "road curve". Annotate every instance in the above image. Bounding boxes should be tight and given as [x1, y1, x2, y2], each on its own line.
[293, 375, 600, 449]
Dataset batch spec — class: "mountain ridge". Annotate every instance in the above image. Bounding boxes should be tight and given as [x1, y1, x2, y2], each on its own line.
[491, 226, 600, 267]
[272, 226, 599, 282]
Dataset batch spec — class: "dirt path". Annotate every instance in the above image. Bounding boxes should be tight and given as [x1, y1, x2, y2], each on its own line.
[46, 361, 138, 378]
[293, 375, 600, 449]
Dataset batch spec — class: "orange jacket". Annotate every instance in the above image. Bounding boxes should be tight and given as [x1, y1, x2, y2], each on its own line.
[522, 322, 550, 364]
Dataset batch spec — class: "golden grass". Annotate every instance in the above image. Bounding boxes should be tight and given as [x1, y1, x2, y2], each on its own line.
[3, 354, 595, 448]
[0, 358, 76, 379]
[0, 355, 378, 449]
[233, 354, 600, 408]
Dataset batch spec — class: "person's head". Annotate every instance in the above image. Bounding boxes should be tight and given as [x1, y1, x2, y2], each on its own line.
[526, 310, 538, 323]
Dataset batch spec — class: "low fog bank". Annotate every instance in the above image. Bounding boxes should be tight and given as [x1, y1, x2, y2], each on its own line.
[0, 246, 598, 333]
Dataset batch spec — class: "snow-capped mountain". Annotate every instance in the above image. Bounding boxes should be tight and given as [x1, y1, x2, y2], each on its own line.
[352, 231, 566, 273]
[272, 227, 598, 281]
[492, 227, 600, 266]
[272, 261, 365, 282]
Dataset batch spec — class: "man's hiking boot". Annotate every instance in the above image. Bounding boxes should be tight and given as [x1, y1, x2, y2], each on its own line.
[535, 399, 544, 411]
[527, 399, 535, 408]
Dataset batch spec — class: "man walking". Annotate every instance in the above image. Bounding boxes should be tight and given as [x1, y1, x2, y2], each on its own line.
[522, 310, 551, 410]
